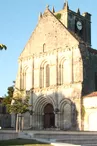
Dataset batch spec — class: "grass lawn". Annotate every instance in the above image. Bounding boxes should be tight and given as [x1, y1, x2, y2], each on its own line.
[0, 138, 52, 146]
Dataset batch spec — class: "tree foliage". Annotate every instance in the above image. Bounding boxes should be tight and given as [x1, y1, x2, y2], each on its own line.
[2, 86, 14, 105]
[2, 84, 31, 132]
[8, 95, 30, 114]
[7, 89, 30, 132]
[0, 44, 7, 50]
[2, 84, 30, 114]
[55, 13, 61, 20]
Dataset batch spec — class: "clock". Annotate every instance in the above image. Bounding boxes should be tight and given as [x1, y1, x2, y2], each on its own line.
[76, 21, 82, 30]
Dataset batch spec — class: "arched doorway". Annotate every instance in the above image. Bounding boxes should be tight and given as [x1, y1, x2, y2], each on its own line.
[89, 112, 97, 131]
[44, 104, 55, 128]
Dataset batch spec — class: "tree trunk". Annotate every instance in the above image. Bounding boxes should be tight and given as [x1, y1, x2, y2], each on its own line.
[18, 115, 21, 132]
[21, 116, 24, 131]
[16, 114, 19, 132]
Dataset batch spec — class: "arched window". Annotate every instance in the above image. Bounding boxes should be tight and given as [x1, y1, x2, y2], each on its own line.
[25, 68, 31, 90]
[40, 67, 44, 88]
[59, 58, 65, 85]
[43, 43, 46, 52]
[45, 64, 49, 87]
[59, 58, 72, 85]
[61, 63, 64, 84]
[40, 62, 50, 88]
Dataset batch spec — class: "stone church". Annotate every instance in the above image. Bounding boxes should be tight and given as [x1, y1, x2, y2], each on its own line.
[13, 2, 97, 131]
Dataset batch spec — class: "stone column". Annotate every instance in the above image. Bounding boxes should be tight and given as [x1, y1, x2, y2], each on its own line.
[11, 113, 16, 128]
[32, 113, 35, 129]
[42, 113, 44, 129]
[55, 113, 58, 128]
[55, 112, 60, 129]
[57, 112, 60, 129]
[30, 115, 32, 128]
[74, 98, 81, 130]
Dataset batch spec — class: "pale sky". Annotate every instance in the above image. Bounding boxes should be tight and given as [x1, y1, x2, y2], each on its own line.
[0, 0, 97, 96]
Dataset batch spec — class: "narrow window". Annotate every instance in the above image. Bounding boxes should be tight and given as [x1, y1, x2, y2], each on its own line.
[40, 67, 44, 88]
[59, 64, 61, 85]
[46, 64, 49, 87]
[59, 62, 64, 85]
[43, 43, 46, 52]
[62, 64, 64, 84]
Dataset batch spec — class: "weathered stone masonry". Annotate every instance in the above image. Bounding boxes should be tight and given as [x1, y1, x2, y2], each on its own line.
[13, 2, 97, 131]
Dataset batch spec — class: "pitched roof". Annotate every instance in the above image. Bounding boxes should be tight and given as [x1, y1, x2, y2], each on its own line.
[83, 92, 97, 98]
[19, 8, 79, 58]
[42, 8, 84, 44]
[48, 9, 77, 39]
[88, 47, 97, 54]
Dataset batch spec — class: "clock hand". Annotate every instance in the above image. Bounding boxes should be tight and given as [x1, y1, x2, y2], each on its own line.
[78, 24, 82, 27]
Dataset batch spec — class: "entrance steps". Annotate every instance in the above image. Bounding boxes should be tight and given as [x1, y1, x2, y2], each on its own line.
[20, 131, 97, 146]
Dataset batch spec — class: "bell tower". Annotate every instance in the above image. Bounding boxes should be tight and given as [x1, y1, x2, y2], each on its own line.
[68, 8, 91, 47]
[54, 1, 91, 47]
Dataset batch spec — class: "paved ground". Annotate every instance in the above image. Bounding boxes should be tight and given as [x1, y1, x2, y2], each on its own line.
[1, 130, 97, 146]
[1, 129, 97, 134]
[51, 143, 80, 146]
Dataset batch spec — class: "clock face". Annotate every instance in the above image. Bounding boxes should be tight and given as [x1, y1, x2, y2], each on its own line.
[76, 21, 82, 30]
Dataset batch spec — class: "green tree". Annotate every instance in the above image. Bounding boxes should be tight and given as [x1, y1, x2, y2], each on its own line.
[2, 86, 14, 106]
[0, 44, 7, 50]
[7, 89, 30, 132]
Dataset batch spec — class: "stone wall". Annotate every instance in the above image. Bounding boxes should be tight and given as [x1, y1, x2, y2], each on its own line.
[0, 132, 18, 140]
[0, 114, 11, 128]
[15, 41, 83, 130]
[14, 7, 94, 131]
[79, 45, 97, 95]
[83, 96, 97, 131]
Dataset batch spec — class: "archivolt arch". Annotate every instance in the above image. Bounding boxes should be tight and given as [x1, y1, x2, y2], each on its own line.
[59, 55, 72, 85]
[33, 95, 56, 114]
[59, 57, 66, 84]
[19, 65, 29, 90]
[23, 65, 32, 90]
[59, 98, 71, 113]
[23, 65, 29, 74]
[40, 59, 50, 68]
[59, 56, 66, 64]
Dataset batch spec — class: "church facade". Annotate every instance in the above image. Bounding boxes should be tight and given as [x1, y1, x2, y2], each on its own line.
[14, 2, 97, 130]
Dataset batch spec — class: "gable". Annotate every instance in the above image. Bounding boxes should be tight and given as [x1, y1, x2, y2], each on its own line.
[19, 8, 79, 58]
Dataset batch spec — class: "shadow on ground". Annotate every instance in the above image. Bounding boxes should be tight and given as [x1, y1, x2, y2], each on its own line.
[0, 138, 51, 146]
